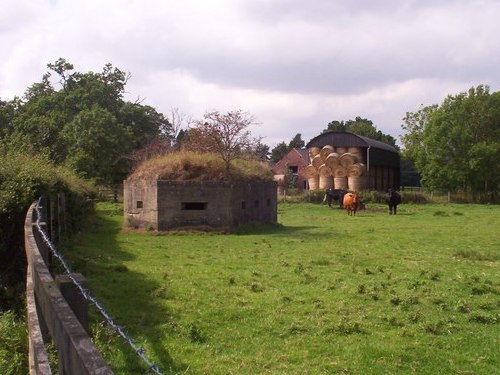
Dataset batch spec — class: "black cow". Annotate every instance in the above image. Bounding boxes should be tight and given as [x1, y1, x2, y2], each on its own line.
[324, 188, 348, 208]
[385, 188, 402, 215]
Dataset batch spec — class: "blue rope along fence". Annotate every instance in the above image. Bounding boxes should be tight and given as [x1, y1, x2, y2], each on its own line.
[35, 198, 163, 374]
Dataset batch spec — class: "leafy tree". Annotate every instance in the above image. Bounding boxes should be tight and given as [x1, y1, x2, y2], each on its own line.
[246, 140, 270, 161]
[269, 133, 306, 164]
[1, 58, 172, 183]
[61, 106, 134, 184]
[288, 133, 305, 149]
[401, 85, 500, 194]
[184, 110, 260, 175]
[270, 141, 289, 163]
[323, 120, 346, 133]
[0, 98, 21, 139]
[175, 129, 189, 150]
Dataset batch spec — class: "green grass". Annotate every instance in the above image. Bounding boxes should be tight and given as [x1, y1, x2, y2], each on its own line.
[63, 202, 500, 374]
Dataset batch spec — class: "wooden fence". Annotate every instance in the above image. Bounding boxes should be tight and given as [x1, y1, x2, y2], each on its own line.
[24, 197, 112, 374]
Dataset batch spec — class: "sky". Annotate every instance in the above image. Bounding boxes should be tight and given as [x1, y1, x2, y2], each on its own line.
[1, 0, 500, 148]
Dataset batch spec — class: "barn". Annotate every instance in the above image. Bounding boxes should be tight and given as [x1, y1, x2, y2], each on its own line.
[304, 131, 400, 192]
[271, 148, 309, 192]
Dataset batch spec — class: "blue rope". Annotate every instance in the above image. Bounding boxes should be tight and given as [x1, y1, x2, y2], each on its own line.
[34, 198, 163, 375]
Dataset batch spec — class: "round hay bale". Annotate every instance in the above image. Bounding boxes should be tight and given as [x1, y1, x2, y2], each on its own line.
[320, 145, 335, 161]
[348, 147, 364, 163]
[303, 165, 318, 178]
[339, 153, 359, 168]
[348, 175, 367, 191]
[347, 163, 366, 177]
[307, 175, 320, 190]
[336, 147, 348, 155]
[334, 176, 348, 190]
[308, 147, 321, 158]
[325, 152, 340, 169]
[311, 154, 323, 169]
[319, 175, 333, 189]
[334, 166, 347, 177]
[318, 164, 332, 176]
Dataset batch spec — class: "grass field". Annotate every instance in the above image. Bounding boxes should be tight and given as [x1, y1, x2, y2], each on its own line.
[63, 202, 499, 374]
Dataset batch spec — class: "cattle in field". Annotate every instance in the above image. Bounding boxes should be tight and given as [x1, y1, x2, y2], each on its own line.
[342, 192, 359, 216]
[324, 188, 348, 208]
[385, 188, 402, 215]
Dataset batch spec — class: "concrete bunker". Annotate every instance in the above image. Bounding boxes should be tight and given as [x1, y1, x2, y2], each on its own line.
[124, 158, 277, 230]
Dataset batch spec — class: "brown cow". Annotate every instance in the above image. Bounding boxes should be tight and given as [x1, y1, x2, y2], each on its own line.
[342, 192, 359, 216]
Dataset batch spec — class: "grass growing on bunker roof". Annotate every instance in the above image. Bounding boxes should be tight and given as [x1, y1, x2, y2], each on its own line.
[127, 151, 273, 182]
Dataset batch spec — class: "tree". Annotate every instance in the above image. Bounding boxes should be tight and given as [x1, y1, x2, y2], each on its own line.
[167, 108, 192, 146]
[401, 85, 500, 194]
[323, 120, 346, 133]
[185, 110, 260, 175]
[246, 140, 270, 161]
[269, 133, 306, 164]
[288, 133, 305, 149]
[1, 58, 172, 183]
[62, 106, 134, 184]
[270, 141, 289, 163]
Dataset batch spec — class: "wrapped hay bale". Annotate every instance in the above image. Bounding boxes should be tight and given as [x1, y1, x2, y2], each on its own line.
[325, 152, 340, 169]
[308, 147, 321, 159]
[303, 165, 318, 178]
[320, 145, 335, 162]
[348, 175, 366, 191]
[339, 153, 359, 168]
[347, 163, 366, 177]
[311, 154, 323, 169]
[334, 177, 348, 190]
[336, 147, 348, 154]
[307, 175, 320, 190]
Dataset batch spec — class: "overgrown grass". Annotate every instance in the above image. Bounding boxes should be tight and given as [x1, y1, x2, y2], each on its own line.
[63, 202, 499, 374]
[127, 151, 273, 182]
[0, 311, 28, 375]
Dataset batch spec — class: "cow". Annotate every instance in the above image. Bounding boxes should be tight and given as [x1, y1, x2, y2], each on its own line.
[324, 188, 348, 208]
[385, 188, 402, 215]
[342, 192, 359, 216]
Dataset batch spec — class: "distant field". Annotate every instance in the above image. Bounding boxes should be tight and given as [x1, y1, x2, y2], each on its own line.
[63, 202, 500, 374]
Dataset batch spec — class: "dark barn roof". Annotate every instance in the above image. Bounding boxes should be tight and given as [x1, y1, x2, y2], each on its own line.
[305, 131, 400, 168]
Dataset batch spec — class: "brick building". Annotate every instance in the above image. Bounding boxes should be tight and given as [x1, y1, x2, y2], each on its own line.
[271, 148, 309, 190]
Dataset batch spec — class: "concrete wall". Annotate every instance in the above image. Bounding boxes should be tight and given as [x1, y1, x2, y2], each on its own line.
[124, 179, 158, 229]
[25, 201, 112, 374]
[124, 180, 277, 230]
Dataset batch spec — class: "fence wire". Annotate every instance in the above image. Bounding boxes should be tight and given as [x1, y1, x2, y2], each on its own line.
[34, 198, 163, 375]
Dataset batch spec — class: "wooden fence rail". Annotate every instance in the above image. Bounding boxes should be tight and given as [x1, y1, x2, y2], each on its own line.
[25, 199, 113, 374]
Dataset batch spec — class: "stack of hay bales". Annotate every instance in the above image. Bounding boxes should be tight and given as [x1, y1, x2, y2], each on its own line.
[305, 145, 367, 191]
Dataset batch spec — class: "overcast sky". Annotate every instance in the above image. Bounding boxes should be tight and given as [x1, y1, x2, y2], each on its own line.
[1, 0, 499, 147]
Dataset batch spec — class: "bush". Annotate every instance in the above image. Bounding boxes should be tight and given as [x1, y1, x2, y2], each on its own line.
[0, 147, 94, 310]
